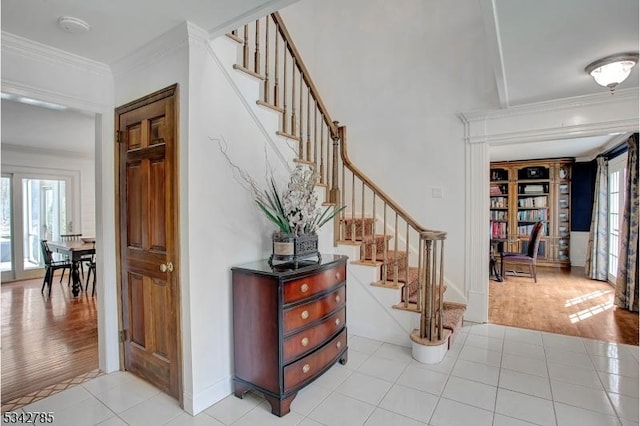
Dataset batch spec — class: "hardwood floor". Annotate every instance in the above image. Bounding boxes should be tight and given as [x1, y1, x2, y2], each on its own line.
[489, 266, 639, 345]
[1, 275, 98, 404]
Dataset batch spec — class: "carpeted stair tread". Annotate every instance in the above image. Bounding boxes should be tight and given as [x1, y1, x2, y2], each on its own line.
[343, 217, 375, 239]
[442, 302, 466, 348]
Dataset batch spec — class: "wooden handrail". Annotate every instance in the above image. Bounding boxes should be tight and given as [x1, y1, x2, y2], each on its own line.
[271, 12, 339, 139]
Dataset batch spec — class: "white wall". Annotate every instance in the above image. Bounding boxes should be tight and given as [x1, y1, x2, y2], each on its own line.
[279, 0, 498, 304]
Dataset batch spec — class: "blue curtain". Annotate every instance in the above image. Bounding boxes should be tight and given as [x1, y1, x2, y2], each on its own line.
[615, 135, 639, 312]
[585, 156, 608, 280]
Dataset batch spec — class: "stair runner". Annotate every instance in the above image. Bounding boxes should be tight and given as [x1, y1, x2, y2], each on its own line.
[343, 217, 466, 346]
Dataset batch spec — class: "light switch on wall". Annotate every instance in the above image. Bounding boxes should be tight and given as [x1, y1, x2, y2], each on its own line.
[432, 187, 443, 198]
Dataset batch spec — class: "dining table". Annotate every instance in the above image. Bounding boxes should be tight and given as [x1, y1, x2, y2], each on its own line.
[47, 238, 96, 297]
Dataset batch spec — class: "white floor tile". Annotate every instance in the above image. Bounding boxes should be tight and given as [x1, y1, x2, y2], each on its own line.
[162, 412, 226, 426]
[378, 384, 438, 423]
[542, 333, 587, 353]
[40, 397, 115, 426]
[372, 342, 413, 363]
[356, 354, 408, 383]
[364, 407, 424, 426]
[93, 376, 161, 414]
[467, 323, 506, 339]
[408, 352, 458, 375]
[499, 368, 552, 399]
[335, 371, 393, 405]
[349, 335, 384, 355]
[441, 376, 497, 411]
[82, 372, 133, 396]
[598, 371, 640, 398]
[119, 391, 183, 426]
[307, 393, 375, 426]
[290, 381, 332, 415]
[503, 339, 546, 360]
[396, 364, 449, 395]
[21, 384, 95, 413]
[547, 361, 602, 389]
[550, 380, 616, 416]
[342, 349, 370, 371]
[297, 419, 325, 426]
[545, 347, 595, 370]
[583, 339, 628, 359]
[495, 388, 556, 426]
[464, 333, 504, 352]
[429, 397, 493, 426]
[493, 413, 539, 425]
[451, 358, 500, 386]
[203, 393, 262, 425]
[231, 401, 304, 426]
[591, 355, 640, 378]
[457, 345, 502, 368]
[312, 363, 353, 390]
[554, 402, 622, 426]
[608, 392, 640, 423]
[504, 327, 543, 346]
[502, 353, 548, 377]
[97, 416, 128, 425]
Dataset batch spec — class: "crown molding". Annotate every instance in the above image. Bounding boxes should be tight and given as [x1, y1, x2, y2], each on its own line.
[460, 88, 639, 145]
[461, 88, 638, 122]
[1, 31, 111, 77]
[1, 142, 93, 160]
[2, 78, 110, 113]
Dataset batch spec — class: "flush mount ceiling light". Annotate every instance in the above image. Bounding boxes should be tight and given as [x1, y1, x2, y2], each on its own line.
[585, 52, 639, 93]
[57, 16, 90, 34]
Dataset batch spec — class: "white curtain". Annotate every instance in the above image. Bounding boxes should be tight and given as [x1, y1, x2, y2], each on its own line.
[585, 156, 608, 280]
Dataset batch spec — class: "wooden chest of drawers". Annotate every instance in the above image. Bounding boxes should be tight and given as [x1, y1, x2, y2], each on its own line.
[231, 254, 348, 416]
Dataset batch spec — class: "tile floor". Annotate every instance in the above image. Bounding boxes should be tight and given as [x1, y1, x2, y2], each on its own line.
[7, 323, 639, 425]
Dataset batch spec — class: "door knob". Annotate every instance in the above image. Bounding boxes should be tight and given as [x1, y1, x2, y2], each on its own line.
[160, 262, 174, 273]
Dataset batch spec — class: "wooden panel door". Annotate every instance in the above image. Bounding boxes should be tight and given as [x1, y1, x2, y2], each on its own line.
[116, 85, 181, 401]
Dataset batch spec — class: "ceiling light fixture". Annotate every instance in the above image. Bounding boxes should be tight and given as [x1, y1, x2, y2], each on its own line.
[57, 16, 90, 34]
[585, 52, 639, 93]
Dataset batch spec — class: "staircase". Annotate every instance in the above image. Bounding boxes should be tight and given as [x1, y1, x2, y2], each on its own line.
[222, 13, 466, 358]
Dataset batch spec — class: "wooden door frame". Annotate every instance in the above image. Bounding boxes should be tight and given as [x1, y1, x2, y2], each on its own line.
[114, 83, 182, 404]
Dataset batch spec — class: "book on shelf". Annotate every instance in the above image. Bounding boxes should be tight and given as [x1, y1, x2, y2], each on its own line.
[518, 196, 547, 208]
[523, 184, 544, 194]
[490, 221, 507, 238]
[490, 185, 503, 195]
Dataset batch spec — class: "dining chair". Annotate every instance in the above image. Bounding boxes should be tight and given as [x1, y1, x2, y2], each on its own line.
[40, 240, 72, 297]
[500, 221, 544, 283]
[59, 233, 90, 280]
[84, 242, 97, 297]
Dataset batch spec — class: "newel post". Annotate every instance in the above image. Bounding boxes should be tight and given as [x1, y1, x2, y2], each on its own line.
[331, 122, 343, 245]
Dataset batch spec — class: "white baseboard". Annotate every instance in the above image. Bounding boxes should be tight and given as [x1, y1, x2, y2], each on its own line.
[184, 375, 233, 415]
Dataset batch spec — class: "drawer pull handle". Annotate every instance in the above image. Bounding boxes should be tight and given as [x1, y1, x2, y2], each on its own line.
[335, 318, 341, 326]
[336, 341, 342, 349]
[335, 272, 341, 280]
[302, 364, 310, 374]
[301, 310, 309, 320]
[300, 283, 309, 293]
[335, 295, 341, 303]
[301, 337, 309, 347]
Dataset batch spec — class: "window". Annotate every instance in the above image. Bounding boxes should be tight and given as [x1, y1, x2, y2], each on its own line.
[0, 171, 74, 281]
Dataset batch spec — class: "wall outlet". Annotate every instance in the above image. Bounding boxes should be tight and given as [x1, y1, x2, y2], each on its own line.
[432, 187, 443, 198]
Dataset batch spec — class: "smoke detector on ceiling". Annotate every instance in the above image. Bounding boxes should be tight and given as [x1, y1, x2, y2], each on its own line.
[57, 16, 90, 34]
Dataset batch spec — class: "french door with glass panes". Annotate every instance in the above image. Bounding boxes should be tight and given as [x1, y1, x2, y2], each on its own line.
[607, 153, 627, 283]
[0, 172, 74, 282]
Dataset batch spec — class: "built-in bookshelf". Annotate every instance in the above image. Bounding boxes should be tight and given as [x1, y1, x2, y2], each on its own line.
[490, 158, 573, 268]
